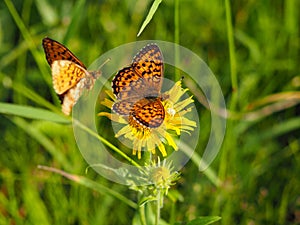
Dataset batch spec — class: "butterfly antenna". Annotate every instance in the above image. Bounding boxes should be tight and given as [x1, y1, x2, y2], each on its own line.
[98, 58, 111, 69]
[90, 58, 111, 78]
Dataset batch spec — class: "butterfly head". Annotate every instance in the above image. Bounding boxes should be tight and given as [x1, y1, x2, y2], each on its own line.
[90, 70, 102, 79]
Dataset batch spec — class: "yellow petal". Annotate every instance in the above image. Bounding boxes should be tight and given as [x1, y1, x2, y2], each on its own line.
[100, 98, 114, 109]
[157, 143, 167, 157]
[164, 132, 178, 151]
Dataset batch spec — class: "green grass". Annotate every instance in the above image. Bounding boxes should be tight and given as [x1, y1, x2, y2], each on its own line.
[1, 0, 300, 224]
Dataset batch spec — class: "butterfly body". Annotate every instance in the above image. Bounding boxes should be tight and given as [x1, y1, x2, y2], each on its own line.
[42, 37, 101, 115]
[112, 44, 165, 128]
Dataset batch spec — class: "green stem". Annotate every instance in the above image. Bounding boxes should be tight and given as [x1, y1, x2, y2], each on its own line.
[139, 204, 147, 225]
[155, 189, 162, 225]
[174, 0, 180, 80]
[73, 119, 141, 168]
[225, 0, 238, 110]
[169, 200, 176, 225]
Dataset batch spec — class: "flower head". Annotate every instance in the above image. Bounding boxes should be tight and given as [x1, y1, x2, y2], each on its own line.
[127, 158, 181, 197]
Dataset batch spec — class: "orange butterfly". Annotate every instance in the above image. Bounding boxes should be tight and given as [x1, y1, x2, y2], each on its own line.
[112, 44, 165, 128]
[42, 37, 101, 115]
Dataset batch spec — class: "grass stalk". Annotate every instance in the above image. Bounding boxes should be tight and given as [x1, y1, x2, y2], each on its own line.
[155, 189, 161, 225]
[225, 0, 238, 110]
[174, 0, 180, 80]
[4, 0, 50, 84]
[139, 204, 147, 225]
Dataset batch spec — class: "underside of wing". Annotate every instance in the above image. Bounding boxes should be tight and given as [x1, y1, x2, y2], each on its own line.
[52, 60, 87, 95]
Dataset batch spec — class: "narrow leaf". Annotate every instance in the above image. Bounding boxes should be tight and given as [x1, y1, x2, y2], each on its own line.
[137, 0, 162, 37]
[0, 102, 70, 124]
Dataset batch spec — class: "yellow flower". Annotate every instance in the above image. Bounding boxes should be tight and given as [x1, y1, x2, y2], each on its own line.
[98, 81, 196, 159]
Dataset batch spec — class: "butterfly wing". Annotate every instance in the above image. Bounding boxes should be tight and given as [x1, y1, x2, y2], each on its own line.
[130, 97, 165, 128]
[111, 44, 165, 128]
[51, 60, 87, 95]
[112, 98, 139, 115]
[112, 66, 148, 115]
[112, 66, 146, 100]
[59, 88, 76, 116]
[57, 65, 98, 115]
[42, 38, 101, 115]
[132, 43, 164, 96]
[42, 37, 86, 69]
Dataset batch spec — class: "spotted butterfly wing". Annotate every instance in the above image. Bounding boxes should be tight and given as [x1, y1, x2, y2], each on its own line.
[112, 98, 138, 115]
[51, 60, 87, 95]
[42, 37, 86, 69]
[130, 97, 165, 128]
[112, 66, 147, 100]
[112, 44, 165, 128]
[112, 44, 164, 100]
[132, 43, 164, 96]
[42, 37, 100, 115]
[53, 60, 100, 115]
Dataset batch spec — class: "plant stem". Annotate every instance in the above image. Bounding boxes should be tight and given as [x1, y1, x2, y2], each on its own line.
[174, 0, 180, 81]
[155, 189, 162, 225]
[225, 0, 238, 110]
[73, 119, 141, 168]
[169, 201, 176, 225]
[139, 204, 147, 225]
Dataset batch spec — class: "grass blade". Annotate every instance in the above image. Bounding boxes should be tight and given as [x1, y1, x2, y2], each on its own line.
[137, 0, 162, 37]
[0, 102, 70, 124]
[63, 0, 86, 43]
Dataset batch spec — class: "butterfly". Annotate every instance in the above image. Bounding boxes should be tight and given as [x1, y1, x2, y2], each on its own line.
[42, 37, 101, 115]
[112, 44, 165, 128]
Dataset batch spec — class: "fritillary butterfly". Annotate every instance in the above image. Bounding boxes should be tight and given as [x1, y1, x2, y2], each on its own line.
[112, 44, 165, 128]
[42, 37, 101, 115]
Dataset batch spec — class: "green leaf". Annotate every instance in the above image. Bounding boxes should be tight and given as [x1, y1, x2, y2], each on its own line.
[175, 216, 221, 225]
[137, 0, 162, 37]
[0, 102, 70, 124]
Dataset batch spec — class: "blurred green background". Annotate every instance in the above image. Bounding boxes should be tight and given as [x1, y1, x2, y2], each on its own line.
[0, 0, 299, 224]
